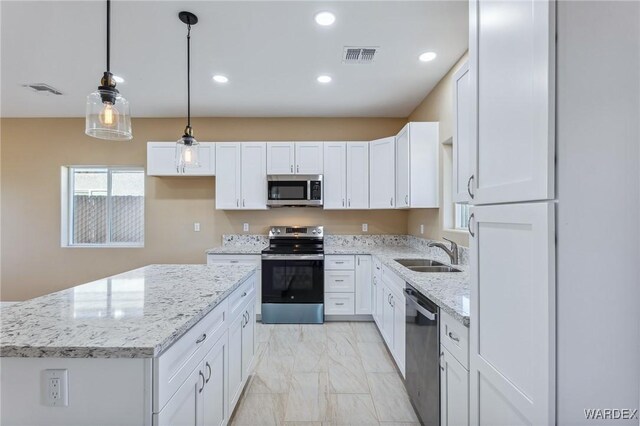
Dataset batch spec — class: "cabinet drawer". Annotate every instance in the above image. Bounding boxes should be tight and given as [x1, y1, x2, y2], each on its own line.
[440, 310, 469, 369]
[154, 299, 228, 413]
[325, 293, 355, 315]
[325, 270, 355, 292]
[207, 254, 261, 269]
[228, 274, 256, 321]
[325, 255, 355, 270]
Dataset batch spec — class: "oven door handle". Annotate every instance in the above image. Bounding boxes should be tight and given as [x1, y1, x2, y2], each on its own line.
[404, 288, 437, 321]
[261, 254, 324, 261]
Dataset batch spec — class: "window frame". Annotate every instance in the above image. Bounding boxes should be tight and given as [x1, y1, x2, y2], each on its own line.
[454, 202, 471, 231]
[61, 166, 145, 248]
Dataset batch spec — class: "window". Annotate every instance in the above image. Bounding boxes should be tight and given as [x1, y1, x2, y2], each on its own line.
[62, 167, 144, 247]
[455, 203, 471, 230]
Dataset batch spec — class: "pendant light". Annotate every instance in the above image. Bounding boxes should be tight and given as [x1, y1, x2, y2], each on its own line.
[176, 11, 200, 170]
[85, 0, 132, 141]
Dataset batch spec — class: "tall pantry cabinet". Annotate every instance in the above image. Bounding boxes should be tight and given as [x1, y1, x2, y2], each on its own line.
[467, 0, 556, 425]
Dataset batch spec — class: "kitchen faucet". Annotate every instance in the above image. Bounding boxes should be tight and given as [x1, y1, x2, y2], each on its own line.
[427, 237, 459, 265]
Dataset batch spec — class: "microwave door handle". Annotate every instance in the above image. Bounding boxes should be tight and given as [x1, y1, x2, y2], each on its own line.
[307, 180, 311, 201]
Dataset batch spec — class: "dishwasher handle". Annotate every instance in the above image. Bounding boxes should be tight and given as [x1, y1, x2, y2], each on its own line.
[404, 288, 437, 321]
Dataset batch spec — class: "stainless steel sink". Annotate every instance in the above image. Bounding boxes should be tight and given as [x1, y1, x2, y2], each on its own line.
[406, 265, 462, 273]
[394, 259, 447, 267]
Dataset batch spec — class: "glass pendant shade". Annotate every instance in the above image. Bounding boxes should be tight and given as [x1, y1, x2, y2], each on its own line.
[85, 89, 132, 141]
[176, 136, 200, 169]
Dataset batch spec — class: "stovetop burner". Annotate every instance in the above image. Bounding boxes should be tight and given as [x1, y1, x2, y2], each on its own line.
[262, 225, 324, 255]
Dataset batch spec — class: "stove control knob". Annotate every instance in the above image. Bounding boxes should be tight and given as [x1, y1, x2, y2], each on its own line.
[312, 229, 317, 234]
[276, 229, 281, 234]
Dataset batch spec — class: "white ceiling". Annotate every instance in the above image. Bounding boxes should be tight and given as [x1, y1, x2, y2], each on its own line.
[0, 1, 468, 118]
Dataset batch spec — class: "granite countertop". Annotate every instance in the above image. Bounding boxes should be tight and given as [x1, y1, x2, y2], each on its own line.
[206, 235, 470, 327]
[0, 264, 256, 358]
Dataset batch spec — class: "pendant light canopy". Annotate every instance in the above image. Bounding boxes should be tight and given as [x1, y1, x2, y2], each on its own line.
[85, 0, 132, 141]
[176, 11, 200, 169]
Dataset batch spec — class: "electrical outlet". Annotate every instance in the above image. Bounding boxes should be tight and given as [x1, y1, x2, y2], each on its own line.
[43, 369, 68, 407]
[362, 223, 368, 232]
[194, 222, 201, 232]
[420, 224, 424, 234]
[243, 223, 249, 232]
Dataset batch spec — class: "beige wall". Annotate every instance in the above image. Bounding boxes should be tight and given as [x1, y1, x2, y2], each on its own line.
[1, 117, 407, 300]
[406, 52, 469, 247]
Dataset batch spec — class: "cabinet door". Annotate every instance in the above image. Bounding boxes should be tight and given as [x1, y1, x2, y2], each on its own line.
[183, 143, 216, 176]
[242, 303, 256, 377]
[441, 347, 469, 426]
[369, 137, 396, 209]
[155, 363, 203, 426]
[381, 286, 395, 346]
[391, 286, 405, 375]
[470, 0, 555, 205]
[202, 334, 228, 426]
[469, 202, 555, 425]
[354, 255, 372, 315]
[266, 142, 295, 174]
[147, 142, 181, 176]
[228, 313, 244, 411]
[346, 142, 369, 209]
[452, 61, 472, 204]
[323, 142, 347, 209]
[240, 142, 267, 210]
[215, 143, 242, 209]
[395, 126, 410, 208]
[295, 142, 324, 174]
[374, 262, 384, 327]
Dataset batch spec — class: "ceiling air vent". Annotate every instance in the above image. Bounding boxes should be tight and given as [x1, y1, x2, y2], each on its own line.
[22, 83, 63, 95]
[342, 46, 378, 64]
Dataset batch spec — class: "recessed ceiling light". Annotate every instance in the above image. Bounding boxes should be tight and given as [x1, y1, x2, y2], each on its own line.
[317, 75, 332, 83]
[113, 75, 125, 83]
[315, 11, 336, 26]
[212, 75, 229, 83]
[418, 52, 437, 62]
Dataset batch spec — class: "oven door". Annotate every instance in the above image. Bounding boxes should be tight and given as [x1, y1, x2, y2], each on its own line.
[261, 254, 324, 303]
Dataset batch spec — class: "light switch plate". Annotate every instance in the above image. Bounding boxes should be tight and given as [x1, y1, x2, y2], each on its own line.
[194, 222, 201, 232]
[420, 224, 424, 234]
[43, 369, 68, 407]
[243, 223, 249, 232]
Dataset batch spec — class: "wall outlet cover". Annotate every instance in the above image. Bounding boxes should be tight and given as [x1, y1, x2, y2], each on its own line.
[43, 369, 68, 407]
[420, 224, 424, 234]
[194, 222, 201, 232]
[243, 223, 249, 232]
[362, 223, 368, 232]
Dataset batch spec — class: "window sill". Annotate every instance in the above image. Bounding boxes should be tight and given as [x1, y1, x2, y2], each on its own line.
[62, 244, 145, 249]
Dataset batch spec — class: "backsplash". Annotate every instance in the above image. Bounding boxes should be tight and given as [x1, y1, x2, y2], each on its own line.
[220, 233, 469, 266]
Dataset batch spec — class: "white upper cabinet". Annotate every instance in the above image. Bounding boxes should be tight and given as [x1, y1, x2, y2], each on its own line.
[370, 136, 396, 209]
[215, 142, 267, 210]
[323, 142, 347, 209]
[469, 202, 555, 426]
[215, 143, 242, 209]
[147, 142, 216, 176]
[346, 142, 369, 209]
[469, 0, 555, 205]
[452, 61, 472, 204]
[395, 122, 439, 208]
[295, 142, 324, 174]
[266, 142, 295, 175]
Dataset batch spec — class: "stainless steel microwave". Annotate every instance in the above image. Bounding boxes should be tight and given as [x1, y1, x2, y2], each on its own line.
[267, 175, 323, 207]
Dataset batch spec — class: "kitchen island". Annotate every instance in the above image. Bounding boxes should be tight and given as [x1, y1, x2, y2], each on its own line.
[0, 264, 258, 426]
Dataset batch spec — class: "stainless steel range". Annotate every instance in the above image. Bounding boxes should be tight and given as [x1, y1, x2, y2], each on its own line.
[261, 226, 324, 324]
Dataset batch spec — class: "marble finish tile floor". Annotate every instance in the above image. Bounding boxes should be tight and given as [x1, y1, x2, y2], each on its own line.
[230, 322, 420, 426]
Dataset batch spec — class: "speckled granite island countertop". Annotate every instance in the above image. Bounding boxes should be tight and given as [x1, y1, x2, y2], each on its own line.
[0, 264, 257, 358]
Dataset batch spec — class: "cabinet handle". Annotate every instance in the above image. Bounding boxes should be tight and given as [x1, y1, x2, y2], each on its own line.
[390, 197, 393, 206]
[290, 164, 293, 173]
[236, 199, 239, 207]
[182, 165, 186, 174]
[439, 351, 445, 371]
[335, 279, 344, 282]
[448, 331, 460, 342]
[243, 199, 245, 207]
[176, 166, 180, 174]
[198, 371, 205, 393]
[297, 165, 300, 173]
[390, 296, 394, 307]
[467, 174, 475, 199]
[242, 291, 247, 297]
[342, 199, 345, 207]
[230, 260, 239, 264]
[334, 261, 344, 264]
[196, 333, 207, 344]
[336, 302, 345, 306]
[357, 257, 360, 266]
[468, 213, 475, 237]
[405, 195, 409, 205]
[205, 362, 212, 383]
[373, 276, 377, 285]
[348, 199, 351, 207]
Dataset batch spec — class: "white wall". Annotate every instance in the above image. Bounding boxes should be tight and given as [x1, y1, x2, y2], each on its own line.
[556, 1, 640, 424]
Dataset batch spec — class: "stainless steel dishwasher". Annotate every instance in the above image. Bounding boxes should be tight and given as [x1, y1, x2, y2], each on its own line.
[404, 285, 439, 426]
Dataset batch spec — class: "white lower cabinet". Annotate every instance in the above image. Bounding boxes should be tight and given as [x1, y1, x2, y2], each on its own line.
[324, 255, 371, 316]
[440, 346, 469, 426]
[154, 273, 257, 426]
[354, 255, 372, 314]
[378, 265, 406, 376]
[372, 258, 383, 327]
[207, 254, 262, 316]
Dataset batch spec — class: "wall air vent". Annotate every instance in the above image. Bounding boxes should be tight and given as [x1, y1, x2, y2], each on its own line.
[342, 46, 378, 64]
[22, 83, 63, 95]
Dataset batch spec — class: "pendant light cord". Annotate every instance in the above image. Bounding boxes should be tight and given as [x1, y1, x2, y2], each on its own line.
[106, 0, 111, 73]
[187, 23, 191, 130]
